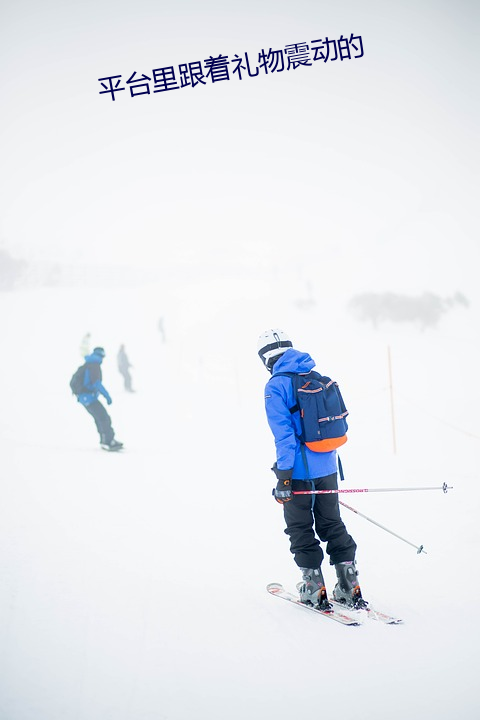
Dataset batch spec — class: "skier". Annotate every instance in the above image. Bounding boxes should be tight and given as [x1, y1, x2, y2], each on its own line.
[75, 346, 123, 451]
[158, 316, 166, 343]
[80, 332, 91, 358]
[258, 329, 366, 610]
[117, 344, 134, 392]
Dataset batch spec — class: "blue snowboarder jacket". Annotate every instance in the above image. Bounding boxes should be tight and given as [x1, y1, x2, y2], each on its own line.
[77, 351, 112, 407]
[264, 348, 337, 480]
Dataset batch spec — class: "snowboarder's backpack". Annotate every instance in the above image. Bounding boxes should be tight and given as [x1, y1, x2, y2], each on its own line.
[70, 364, 87, 395]
[276, 371, 348, 452]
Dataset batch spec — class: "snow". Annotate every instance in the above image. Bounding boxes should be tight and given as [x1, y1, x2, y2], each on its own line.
[1, 278, 479, 720]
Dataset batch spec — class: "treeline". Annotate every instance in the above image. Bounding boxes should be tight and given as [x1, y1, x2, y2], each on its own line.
[348, 291, 469, 329]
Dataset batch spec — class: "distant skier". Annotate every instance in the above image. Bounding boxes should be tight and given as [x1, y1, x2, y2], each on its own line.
[258, 328, 366, 610]
[158, 316, 166, 343]
[71, 346, 123, 451]
[80, 332, 91, 358]
[117, 344, 134, 392]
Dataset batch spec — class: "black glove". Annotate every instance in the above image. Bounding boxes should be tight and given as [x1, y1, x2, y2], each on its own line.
[271, 463, 293, 481]
[271, 464, 293, 504]
[273, 478, 293, 504]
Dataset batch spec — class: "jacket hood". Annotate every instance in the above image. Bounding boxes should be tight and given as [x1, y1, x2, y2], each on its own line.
[272, 348, 315, 375]
[85, 352, 103, 364]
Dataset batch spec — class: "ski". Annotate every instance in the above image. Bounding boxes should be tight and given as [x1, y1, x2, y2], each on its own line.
[267, 583, 361, 626]
[328, 598, 403, 625]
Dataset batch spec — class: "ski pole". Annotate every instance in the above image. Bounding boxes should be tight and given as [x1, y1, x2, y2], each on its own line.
[292, 482, 452, 496]
[338, 499, 427, 554]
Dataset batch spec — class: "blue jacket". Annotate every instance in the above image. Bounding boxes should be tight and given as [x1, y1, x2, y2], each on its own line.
[264, 348, 337, 480]
[77, 351, 112, 407]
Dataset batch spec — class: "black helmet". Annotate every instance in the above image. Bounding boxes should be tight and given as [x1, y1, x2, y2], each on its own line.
[93, 346, 106, 358]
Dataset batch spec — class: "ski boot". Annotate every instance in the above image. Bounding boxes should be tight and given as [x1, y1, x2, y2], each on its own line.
[333, 561, 368, 609]
[297, 568, 332, 611]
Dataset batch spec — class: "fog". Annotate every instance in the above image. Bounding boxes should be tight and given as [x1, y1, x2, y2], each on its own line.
[1, 1, 479, 719]
[1, 0, 478, 296]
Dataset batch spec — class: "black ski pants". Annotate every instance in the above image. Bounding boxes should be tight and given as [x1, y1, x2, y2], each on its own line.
[283, 472, 356, 569]
[83, 400, 114, 444]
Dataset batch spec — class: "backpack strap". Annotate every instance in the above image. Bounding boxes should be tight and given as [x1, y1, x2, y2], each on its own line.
[273, 371, 311, 415]
[274, 372, 311, 481]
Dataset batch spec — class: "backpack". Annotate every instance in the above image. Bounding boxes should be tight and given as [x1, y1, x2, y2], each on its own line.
[70, 364, 87, 395]
[276, 371, 348, 452]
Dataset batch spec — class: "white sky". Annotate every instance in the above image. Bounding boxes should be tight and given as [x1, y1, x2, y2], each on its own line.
[1, 0, 479, 298]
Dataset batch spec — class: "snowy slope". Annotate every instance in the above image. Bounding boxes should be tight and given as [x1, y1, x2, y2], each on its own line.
[1, 277, 478, 720]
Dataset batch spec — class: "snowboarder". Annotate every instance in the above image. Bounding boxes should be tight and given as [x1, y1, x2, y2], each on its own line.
[74, 346, 123, 451]
[258, 328, 366, 610]
[117, 344, 134, 392]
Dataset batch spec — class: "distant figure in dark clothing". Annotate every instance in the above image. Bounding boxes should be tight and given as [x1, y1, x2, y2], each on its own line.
[117, 344, 134, 392]
[75, 347, 123, 451]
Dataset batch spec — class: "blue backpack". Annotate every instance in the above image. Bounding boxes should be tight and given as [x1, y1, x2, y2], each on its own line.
[276, 371, 348, 452]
